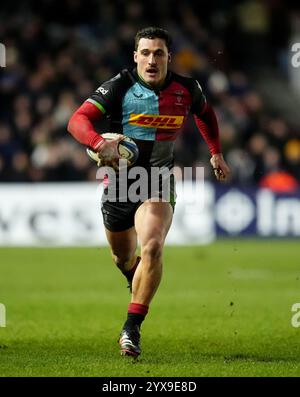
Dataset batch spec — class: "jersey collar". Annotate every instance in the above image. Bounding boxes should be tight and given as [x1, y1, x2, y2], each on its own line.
[132, 68, 172, 92]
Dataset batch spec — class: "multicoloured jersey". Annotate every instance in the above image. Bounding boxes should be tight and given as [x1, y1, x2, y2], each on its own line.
[86, 68, 207, 169]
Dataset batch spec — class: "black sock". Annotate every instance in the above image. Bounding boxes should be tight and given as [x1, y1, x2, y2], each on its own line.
[123, 313, 145, 329]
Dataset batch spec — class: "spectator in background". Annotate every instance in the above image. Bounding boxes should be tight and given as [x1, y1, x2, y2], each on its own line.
[259, 171, 299, 193]
[0, 0, 299, 186]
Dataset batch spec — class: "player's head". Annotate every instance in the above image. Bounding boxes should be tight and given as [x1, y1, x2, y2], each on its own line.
[134, 27, 172, 88]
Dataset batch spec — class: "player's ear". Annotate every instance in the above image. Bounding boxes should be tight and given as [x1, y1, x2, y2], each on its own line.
[134, 51, 138, 63]
[168, 53, 171, 63]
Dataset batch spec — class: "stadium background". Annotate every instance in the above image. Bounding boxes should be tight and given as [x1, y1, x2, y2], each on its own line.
[1, 0, 300, 244]
[1, 0, 300, 377]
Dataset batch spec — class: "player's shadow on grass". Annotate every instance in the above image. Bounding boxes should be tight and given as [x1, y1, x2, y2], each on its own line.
[139, 351, 300, 365]
[4, 339, 300, 367]
[220, 352, 299, 364]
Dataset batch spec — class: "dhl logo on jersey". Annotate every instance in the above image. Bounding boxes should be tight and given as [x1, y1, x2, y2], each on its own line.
[129, 114, 184, 129]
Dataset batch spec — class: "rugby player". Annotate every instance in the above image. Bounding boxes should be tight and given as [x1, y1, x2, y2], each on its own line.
[67, 27, 230, 357]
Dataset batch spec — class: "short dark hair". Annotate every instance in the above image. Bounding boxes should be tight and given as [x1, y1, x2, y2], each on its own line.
[135, 27, 172, 51]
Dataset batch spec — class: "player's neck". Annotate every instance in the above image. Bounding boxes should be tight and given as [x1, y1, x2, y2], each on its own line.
[137, 72, 166, 90]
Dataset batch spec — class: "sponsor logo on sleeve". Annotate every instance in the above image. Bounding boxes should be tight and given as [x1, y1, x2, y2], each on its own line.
[96, 86, 109, 95]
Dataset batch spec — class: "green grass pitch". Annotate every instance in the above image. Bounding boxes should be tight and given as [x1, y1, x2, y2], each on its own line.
[0, 240, 300, 377]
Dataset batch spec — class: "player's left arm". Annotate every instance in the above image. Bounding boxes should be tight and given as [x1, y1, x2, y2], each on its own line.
[67, 75, 124, 166]
[191, 81, 230, 181]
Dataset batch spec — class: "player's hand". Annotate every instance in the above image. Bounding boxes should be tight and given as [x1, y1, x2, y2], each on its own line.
[96, 134, 124, 169]
[210, 153, 230, 181]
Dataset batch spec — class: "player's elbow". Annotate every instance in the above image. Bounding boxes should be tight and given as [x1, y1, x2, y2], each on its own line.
[67, 111, 79, 136]
[67, 114, 74, 134]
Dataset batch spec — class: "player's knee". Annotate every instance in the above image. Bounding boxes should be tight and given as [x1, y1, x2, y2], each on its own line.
[142, 238, 163, 263]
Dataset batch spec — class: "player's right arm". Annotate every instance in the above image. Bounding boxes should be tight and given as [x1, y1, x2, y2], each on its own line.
[190, 79, 230, 181]
[67, 76, 123, 165]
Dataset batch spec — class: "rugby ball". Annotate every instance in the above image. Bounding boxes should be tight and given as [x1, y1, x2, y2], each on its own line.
[86, 133, 139, 167]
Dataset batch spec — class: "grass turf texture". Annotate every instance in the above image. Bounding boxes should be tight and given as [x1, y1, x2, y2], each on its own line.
[0, 241, 300, 377]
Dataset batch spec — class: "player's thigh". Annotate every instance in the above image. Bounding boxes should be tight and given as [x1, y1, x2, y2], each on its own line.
[134, 200, 173, 247]
[105, 227, 137, 260]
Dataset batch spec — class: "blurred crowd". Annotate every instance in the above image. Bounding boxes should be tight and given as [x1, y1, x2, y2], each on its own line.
[1, 0, 300, 190]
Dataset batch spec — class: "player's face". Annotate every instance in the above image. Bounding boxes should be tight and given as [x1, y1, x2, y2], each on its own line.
[134, 38, 170, 88]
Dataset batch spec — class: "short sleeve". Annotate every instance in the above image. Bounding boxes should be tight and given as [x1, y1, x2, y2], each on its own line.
[86, 73, 122, 115]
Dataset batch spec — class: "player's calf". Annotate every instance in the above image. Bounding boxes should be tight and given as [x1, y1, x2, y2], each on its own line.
[112, 254, 141, 292]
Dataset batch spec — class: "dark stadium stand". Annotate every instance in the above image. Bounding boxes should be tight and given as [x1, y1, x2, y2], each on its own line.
[1, 0, 300, 190]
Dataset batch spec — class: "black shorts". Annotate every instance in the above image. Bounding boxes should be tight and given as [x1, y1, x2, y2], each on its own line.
[101, 174, 176, 232]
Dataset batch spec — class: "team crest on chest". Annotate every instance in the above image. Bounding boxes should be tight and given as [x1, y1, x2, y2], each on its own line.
[173, 90, 184, 106]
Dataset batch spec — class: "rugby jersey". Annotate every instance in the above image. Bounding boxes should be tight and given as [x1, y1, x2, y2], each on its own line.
[86, 68, 207, 169]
